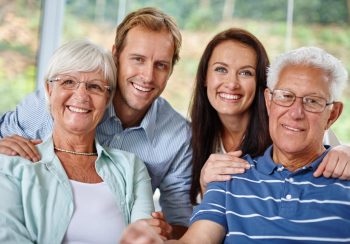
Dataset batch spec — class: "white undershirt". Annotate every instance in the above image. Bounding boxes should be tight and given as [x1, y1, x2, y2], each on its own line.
[62, 180, 125, 244]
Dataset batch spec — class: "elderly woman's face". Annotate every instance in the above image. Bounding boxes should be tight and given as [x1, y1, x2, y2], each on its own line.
[46, 71, 109, 135]
[265, 65, 336, 156]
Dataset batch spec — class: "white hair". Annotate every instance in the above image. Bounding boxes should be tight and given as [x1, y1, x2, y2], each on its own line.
[44, 39, 117, 105]
[267, 46, 348, 101]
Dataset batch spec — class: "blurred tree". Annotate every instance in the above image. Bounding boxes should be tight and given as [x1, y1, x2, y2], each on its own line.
[222, 0, 235, 21]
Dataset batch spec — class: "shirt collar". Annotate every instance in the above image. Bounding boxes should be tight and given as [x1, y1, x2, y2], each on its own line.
[256, 145, 331, 175]
[134, 98, 158, 142]
[103, 99, 158, 142]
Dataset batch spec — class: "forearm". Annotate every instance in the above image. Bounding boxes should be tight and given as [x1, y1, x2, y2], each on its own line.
[170, 225, 188, 239]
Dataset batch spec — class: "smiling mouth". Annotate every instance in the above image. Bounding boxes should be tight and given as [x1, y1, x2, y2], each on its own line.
[219, 93, 242, 100]
[282, 124, 304, 132]
[67, 106, 90, 113]
[132, 82, 153, 92]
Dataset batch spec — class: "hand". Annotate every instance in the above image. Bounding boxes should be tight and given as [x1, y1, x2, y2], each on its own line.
[0, 135, 41, 162]
[120, 220, 163, 244]
[314, 145, 350, 180]
[141, 212, 172, 240]
[200, 150, 250, 194]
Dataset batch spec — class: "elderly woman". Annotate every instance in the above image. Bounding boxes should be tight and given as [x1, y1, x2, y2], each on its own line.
[120, 46, 350, 243]
[0, 40, 154, 243]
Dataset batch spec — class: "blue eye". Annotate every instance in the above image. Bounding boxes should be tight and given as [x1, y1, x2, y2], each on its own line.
[214, 66, 227, 73]
[156, 62, 168, 70]
[238, 70, 253, 76]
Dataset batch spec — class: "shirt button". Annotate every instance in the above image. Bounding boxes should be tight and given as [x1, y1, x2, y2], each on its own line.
[286, 194, 292, 200]
[289, 178, 294, 183]
[277, 166, 284, 172]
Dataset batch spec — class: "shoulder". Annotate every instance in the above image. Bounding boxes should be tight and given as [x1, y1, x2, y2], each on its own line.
[0, 154, 33, 180]
[154, 97, 191, 139]
[102, 147, 146, 169]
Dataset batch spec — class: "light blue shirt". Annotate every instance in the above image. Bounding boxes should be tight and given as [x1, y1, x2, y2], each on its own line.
[0, 89, 193, 226]
[0, 136, 154, 243]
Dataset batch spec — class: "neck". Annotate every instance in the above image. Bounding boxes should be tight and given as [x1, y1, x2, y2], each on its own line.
[272, 145, 326, 172]
[113, 96, 148, 128]
[219, 112, 250, 152]
[52, 128, 96, 155]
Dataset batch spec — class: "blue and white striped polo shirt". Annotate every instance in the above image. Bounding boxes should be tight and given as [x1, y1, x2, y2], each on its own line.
[191, 146, 350, 243]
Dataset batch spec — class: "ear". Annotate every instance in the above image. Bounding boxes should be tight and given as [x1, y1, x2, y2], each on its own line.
[325, 102, 343, 130]
[45, 81, 52, 97]
[112, 45, 117, 59]
[264, 88, 272, 116]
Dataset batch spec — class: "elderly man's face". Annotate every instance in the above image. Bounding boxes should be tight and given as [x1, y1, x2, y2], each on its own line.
[265, 65, 342, 157]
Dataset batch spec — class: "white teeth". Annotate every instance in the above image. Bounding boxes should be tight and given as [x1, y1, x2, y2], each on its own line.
[68, 106, 89, 113]
[133, 83, 152, 92]
[219, 93, 241, 100]
[283, 124, 302, 132]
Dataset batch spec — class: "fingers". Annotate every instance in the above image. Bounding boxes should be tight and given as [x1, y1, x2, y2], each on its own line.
[0, 135, 41, 162]
[145, 213, 172, 240]
[199, 154, 251, 193]
[120, 220, 163, 244]
[339, 163, 350, 180]
[227, 150, 243, 157]
[314, 145, 350, 180]
[151, 211, 165, 219]
[313, 158, 327, 177]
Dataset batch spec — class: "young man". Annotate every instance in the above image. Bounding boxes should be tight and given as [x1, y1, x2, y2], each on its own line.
[0, 7, 191, 239]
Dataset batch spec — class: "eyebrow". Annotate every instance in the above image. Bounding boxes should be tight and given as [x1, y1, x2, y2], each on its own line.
[129, 53, 171, 65]
[212, 62, 256, 70]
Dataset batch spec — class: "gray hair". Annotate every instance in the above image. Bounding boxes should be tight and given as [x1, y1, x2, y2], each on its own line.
[44, 40, 117, 104]
[267, 46, 348, 101]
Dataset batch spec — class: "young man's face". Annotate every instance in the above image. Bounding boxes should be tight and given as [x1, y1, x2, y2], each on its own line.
[113, 26, 174, 118]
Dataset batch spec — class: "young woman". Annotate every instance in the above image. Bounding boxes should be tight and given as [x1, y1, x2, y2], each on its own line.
[190, 28, 350, 204]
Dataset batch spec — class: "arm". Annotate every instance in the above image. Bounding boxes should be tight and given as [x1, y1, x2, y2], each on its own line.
[0, 135, 41, 161]
[0, 89, 52, 139]
[158, 138, 193, 239]
[200, 150, 250, 195]
[167, 220, 225, 244]
[0, 173, 33, 243]
[120, 219, 225, 244]
[0, 89, 50, 161]
[130, 157, 155, 222]
[121, 180, 228, 244]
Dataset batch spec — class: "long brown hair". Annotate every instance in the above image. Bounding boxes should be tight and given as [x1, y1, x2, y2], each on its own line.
[189, 28, 272, 204]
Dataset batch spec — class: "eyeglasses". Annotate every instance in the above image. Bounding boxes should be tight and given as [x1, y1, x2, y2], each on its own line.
[270, 89, 333, 113]
[48, 75, 111, 95]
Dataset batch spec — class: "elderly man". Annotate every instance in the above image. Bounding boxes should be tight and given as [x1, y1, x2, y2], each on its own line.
[120, 46, 350, 243]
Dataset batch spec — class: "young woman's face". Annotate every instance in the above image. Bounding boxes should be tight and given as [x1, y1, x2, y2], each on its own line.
[206, 40, 257, 120]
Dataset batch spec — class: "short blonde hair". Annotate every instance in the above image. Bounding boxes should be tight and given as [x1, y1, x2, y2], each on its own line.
[114, 7, 182, 68]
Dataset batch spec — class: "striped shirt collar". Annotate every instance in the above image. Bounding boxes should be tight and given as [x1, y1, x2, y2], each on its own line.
[103, 98, 159, 142]
[254, 145, 331, 175]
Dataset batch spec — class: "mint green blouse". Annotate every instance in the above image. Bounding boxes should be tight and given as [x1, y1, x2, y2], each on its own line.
[0, 136, 154, 243]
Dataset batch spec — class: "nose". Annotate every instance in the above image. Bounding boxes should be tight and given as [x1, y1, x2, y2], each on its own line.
[73, 82, 89, 100]
[225, 73, 240, 89]
[288, 97, 305, 119]
[140, 63, 154, 82]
